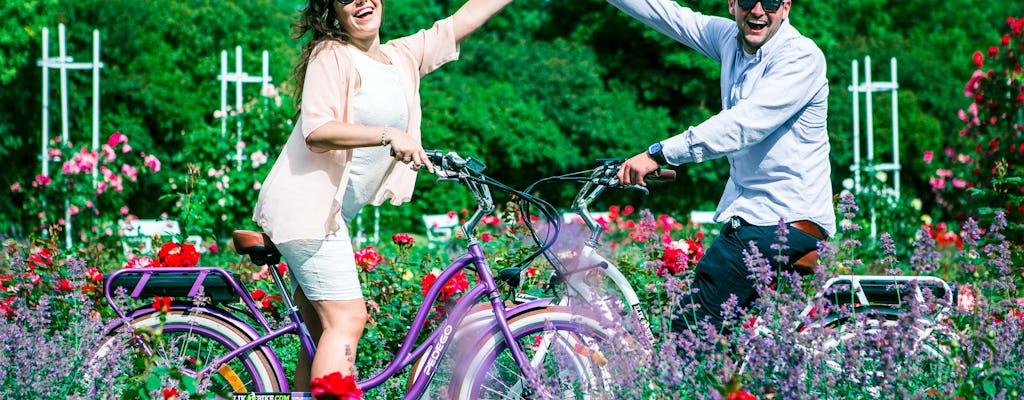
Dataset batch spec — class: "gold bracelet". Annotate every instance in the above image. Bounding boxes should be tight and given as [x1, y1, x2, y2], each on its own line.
[380, 126, 389, 146]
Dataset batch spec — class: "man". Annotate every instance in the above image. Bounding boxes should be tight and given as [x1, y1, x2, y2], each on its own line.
[610, 0, 836, 332]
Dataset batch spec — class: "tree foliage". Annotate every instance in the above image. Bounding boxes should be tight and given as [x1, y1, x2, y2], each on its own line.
[1, 0, 1022, 243]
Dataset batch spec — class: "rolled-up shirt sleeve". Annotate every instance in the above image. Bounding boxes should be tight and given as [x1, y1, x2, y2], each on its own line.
[662, 48, 826, 165]
[605, 0, 729, 62]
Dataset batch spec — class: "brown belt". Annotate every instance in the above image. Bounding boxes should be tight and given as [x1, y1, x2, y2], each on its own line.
[789, 220, 826, 240]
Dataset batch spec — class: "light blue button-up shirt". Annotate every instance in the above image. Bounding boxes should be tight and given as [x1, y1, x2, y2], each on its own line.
[607, 0, 836, 236]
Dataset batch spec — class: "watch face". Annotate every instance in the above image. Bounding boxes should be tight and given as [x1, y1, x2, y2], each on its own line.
[647, 142, 667, 165]
[648, 142, 663, 154]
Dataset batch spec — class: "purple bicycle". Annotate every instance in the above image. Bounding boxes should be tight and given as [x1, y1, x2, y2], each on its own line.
[95, 150, 618, 399]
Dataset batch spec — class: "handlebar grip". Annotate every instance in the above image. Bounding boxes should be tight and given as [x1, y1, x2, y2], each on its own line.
[650, 169, 676, 181]
[424, 149, 445, 164]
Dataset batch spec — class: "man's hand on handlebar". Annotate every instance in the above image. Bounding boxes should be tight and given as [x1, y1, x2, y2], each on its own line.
[617, 151, 662, 187]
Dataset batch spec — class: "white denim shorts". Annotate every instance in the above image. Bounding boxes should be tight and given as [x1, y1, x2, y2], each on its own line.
[275, 224, 363, 301]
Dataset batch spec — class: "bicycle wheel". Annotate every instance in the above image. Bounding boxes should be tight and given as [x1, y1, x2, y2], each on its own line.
[561, 266, 655, 351]
[822, 313, 951, 363]
[406, 302, 502, 399]
[552, 246, 655, 353]
[452, 307, 617, 400]
[93, 308, 283, 398]
[816, 314, 953, 398]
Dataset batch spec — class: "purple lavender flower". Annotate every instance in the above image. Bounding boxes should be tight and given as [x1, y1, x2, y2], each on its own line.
[878, 233, 900, 275]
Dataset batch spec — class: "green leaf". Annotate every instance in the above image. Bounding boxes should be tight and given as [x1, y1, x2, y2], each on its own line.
[982, 379, 996, 397]
[183, 375, 198, 393]
[145, 372, 162, 392]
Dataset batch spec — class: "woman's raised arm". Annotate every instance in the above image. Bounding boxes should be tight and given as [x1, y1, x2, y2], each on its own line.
[452, 0, 515, 43]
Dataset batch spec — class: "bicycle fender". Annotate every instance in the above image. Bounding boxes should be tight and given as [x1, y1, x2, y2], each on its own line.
[468, 298, 555, 337]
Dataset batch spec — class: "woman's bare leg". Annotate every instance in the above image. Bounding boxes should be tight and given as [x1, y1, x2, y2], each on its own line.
[308, 297, 368, 379]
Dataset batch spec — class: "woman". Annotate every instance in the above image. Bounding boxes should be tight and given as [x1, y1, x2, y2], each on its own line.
[253, 0, 514, 389]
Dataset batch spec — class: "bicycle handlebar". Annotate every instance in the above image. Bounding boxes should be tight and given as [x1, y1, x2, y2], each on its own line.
[425, 149, 487, 178]
[652, 169, 677, 181]
[424, 149, 563, 275]
[586, 158, 675, 192]
[514, 158, 677, 281]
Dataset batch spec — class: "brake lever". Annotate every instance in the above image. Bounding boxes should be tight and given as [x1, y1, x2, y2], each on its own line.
[625, 185, 650, 196]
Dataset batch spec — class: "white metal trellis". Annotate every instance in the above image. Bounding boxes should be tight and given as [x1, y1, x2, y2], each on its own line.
[353, 207, 381, 247]
[216, 46, 272, 170]
[848, 56, 900, 238]
[37, 24, 104, 248]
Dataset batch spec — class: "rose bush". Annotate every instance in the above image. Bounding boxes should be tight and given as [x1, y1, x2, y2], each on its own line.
[929, 17, 1024, 241]
[10, 132, 162, 259]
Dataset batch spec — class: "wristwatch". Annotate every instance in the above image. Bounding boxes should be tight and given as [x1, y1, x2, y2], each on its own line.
[647, 142, 668, 166]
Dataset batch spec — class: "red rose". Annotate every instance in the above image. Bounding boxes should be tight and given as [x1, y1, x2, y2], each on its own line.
[972, 51, 984, 68]
[658, 238, 704, 277]
[354, 246, 382, 272]
[162, 387, 179, 400]
[391, 233, 415, 247]
[179, 243, 200, 266]
[608, 205, 621, 220]
[0, 297, 16, 318]
[420, 273, 437, 298]
[87, 267, 104, 284]
[729, 391, 758, 400]
[421, 270, 469, 303]
[1011, 18, 1024, 35]
[125, 256, 154, 269]
[152, 296, 172, 313]
[261, 295, 283, 313]
[156, 242, 201, 268]
[55, 279, 74, 292]
[310, 372, 363, 400]
[442, 271, 470, 301]
[27, 247, 55, 269]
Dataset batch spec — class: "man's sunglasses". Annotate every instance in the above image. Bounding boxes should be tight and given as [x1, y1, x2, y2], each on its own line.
[737, 0, 784, 13]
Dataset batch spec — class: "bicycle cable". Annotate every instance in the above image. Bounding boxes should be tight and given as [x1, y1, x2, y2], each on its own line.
[426, 150, 564, 278]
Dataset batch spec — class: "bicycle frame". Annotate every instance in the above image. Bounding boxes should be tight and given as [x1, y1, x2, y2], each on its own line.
[102, 150, 562, 398]
[365, 243, 551, 397]
[564, 166, 657, 346]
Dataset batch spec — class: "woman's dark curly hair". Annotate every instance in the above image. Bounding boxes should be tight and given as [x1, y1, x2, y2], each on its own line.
[291, 0, 352, 110]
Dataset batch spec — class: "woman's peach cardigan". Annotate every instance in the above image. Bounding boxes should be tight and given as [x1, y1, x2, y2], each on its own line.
[253, 18, 459, 244]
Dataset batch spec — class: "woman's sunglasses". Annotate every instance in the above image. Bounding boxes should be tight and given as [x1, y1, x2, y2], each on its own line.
[737, 0, 784, 13]
[337, 0, 354, 5]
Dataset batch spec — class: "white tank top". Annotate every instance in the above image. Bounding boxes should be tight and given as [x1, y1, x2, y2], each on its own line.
[340, 49, 410, 222]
